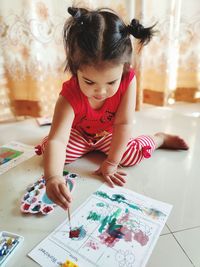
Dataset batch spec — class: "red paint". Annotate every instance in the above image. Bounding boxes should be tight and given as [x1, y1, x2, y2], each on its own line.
[134, 230, 149, 246]
[0, 151, 14, 158]
[99, 231, 121, 247]
[104, 235, 116, 244]
[69, 228, 80, 238]
[23, 203, 30, 210]
[86, 240, 99, 250]
[43, 206, 53, 213]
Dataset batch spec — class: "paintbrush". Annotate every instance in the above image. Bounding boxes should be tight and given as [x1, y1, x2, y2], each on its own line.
[66, 182, 73, 238]
[66, 181, 72, 230]
[67, 206, 72, 230]
[68, 206, 74, 239]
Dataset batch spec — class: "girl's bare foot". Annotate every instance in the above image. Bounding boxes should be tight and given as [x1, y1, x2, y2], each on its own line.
[154, 132, 189, 150]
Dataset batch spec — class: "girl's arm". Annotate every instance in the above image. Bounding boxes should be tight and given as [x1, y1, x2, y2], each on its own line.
[107, 76, 136, 163]
[44, 95, 75, 209]
[96, 77, 136, 186]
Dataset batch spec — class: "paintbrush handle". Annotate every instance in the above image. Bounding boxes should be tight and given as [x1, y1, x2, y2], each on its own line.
[67, 207, 71, 228]
[66, 181, 72, 228]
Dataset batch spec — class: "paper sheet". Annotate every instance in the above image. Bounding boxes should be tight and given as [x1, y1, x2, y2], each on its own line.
[36, 117, 52, 126]
[0, 141, 35, 175]
[29, 184, 172, 267]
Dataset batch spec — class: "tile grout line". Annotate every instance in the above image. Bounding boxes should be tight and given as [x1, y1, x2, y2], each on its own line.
[171, 232, 196, 267]
[170, 225, 200, 234]
[166, 224, 196, 267]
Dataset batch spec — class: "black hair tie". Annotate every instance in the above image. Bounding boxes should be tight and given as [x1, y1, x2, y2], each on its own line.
[127, 18, 155, 45]
[67, 7, 81, 19]
[127, 19, 144, 38]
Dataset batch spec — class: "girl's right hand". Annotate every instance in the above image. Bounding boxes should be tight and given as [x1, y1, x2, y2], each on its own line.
[45, 176, 72, 210]
[95, 160, 127, 187]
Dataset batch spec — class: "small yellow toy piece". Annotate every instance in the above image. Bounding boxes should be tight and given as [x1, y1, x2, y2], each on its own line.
[6, 238, 13, 246]
[60, 259, 79, 267]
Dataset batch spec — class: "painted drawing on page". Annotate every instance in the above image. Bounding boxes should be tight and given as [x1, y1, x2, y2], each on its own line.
[0, 147, 23, 165]
[49, 185, 171, 267]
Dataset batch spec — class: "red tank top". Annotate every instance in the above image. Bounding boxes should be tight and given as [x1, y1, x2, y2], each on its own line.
[60, 68, 135, 141]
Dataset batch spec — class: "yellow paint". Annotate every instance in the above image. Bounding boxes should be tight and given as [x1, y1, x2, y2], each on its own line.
[60, 259, 79, 267]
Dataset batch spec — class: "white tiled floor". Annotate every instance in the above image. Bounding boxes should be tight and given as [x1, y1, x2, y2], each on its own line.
[0, 102, 200, 266]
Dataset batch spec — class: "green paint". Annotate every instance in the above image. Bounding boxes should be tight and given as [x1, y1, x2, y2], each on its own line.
[112, 194, 126, 203]
[108, 218, 122, 231]
[94, 191, 142, 212]
[94, 191, 110, 200]
[127, 203, 142, 211]
[99, 216, 109, 233]
[87, 211, 102, 221]
[125, 208, 129, 213]
[107, 218, 124, 239]
[98, 211, 123, 239]
[111, 208, 122, 219]
[63, 170, 69, 175]
[87, 208, 122, 234]
[96, 202, 105, 207]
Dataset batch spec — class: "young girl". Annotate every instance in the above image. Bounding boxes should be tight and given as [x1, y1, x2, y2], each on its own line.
[35, 7, 188, 210]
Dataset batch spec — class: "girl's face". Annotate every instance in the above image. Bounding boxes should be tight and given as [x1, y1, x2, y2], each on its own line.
[77, 63, 124, 104]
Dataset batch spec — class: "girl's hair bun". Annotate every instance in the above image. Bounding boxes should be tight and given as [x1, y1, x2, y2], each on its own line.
[68, 7, 81, 19]
[127, 19, 155, 45]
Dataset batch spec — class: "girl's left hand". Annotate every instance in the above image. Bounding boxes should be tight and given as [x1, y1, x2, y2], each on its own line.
[94, 160, 127, 187]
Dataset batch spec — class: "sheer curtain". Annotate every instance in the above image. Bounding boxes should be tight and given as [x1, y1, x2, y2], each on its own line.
[0, 0, 199, 121]
[137, 0, 200, 107]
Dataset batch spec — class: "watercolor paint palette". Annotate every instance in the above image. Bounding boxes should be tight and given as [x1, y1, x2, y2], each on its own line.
[0, 231, 24, 267]
[21, 171, 77, 215]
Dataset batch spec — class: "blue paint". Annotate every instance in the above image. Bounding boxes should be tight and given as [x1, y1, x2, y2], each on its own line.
[66, 180, 73, 192]
[42, 193, 54, 205]
[69, 173, 77, 179]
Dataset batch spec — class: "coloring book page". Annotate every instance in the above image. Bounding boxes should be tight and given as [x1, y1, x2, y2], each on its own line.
[0, 141, 35, 175]
[28, 184, 172, 267]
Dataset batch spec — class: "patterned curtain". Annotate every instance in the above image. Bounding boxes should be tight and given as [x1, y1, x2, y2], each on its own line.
[0, 0, 70, 119]
[0, 0, 199, 121]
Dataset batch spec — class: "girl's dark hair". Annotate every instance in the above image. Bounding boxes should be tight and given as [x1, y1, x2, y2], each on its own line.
[64, 6, 155, 75]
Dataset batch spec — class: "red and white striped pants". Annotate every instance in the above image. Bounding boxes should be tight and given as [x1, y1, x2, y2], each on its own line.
[35, 129, 156, 167]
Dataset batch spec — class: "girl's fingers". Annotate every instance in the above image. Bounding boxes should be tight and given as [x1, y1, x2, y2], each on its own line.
[114, 173, 126, 183]
[104, 175, 115, 188]
[94, 164, 127, 188]
[52, 185, 70, 210]
[116, 170, 127, 176]
[110, 175, 125, 186]
[54, 197, 68, 210]
[59, 183, 72, 203]
[47, 192, 66, 210]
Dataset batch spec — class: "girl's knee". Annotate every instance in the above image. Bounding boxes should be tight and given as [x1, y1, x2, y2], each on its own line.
[120, 142, 153, 167]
